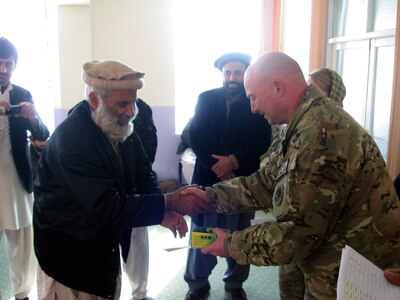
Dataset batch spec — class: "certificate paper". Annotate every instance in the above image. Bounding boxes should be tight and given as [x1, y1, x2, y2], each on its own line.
[337, 245, 400, 300]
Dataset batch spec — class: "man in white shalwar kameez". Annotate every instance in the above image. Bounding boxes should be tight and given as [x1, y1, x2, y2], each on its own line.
[0, 37, 49, 300]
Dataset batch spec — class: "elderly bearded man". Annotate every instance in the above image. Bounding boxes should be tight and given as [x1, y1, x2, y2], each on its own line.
[33, 60, 210, 300]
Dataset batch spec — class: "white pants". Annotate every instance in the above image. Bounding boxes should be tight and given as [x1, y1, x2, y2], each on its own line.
[122, 227, 149, 300]
[37, 266, 121, 300]
[0, 226, 37, 299]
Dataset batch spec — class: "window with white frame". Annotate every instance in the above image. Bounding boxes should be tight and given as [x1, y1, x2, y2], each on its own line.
[327, 0, 397, 160]
[172, 0, 263, 133]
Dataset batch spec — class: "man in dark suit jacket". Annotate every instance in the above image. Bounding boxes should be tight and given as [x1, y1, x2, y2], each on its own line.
[0, 37, 49, 300]
[184, 52, 271, 300]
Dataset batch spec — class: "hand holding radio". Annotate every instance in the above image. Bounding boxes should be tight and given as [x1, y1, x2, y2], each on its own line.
[200, 227, 230, 257]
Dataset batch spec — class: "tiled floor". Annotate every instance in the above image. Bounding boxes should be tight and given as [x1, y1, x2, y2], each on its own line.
[1, 214, 279, 300]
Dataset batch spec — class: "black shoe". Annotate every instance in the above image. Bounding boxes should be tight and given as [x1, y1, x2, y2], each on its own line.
[15, 298, 29, 300]
[184, 284, 210, 300]
[225, 287, 247, 300]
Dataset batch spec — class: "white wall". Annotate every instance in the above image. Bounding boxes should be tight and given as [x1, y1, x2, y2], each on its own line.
[57, 0, 175, 109]
[58, 5, 92, 109]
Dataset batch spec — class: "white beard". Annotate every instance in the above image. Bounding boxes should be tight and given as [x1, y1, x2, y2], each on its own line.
[91, 101, 133, 143]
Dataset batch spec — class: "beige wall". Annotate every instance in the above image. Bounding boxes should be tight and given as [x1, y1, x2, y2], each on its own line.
[57, 0, 175, 109]
[58, 5, 92, 109]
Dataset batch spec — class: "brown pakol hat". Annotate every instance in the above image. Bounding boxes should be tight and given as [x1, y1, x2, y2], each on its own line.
[81, 60, 145, 90]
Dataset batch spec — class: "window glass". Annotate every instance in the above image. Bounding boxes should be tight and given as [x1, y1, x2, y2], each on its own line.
[370, 43, 395, 160]
[329, 0, 396, 162]
[373, 0, 398, 31]
[332, 0, 369, 37]
[335, 44, 369, 125]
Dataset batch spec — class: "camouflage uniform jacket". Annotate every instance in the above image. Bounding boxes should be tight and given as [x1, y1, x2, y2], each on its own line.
[206, 85, 400, 299]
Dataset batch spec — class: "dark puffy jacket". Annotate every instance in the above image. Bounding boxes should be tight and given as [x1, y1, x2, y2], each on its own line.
[34, 100, 164, 299]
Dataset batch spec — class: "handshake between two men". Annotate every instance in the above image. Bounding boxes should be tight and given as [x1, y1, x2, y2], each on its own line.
[159, 186, 231, 258]
[161, 186, 211, 239]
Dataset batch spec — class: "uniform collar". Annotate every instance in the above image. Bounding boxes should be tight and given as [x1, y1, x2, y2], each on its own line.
[282, 85, 325, 155]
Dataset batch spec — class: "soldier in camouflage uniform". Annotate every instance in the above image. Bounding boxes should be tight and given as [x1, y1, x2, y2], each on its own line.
[183, 51, 400, 299]
[273, 67, 349, 299]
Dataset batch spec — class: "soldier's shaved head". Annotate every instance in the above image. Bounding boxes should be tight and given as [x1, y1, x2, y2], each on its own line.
[244, 51, 308, 125]
[247, 51, 305, 82]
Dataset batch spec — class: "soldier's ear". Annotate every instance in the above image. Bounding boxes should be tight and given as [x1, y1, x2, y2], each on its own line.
[273, 80, 285, 96]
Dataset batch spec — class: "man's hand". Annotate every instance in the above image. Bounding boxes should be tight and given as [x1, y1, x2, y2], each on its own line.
[161, 211, 188, 238]
[201, 228, 229, 257]
[18, 102, 39, 123]
[211, 154, 234, 178]
[384, 268, 400, 286]
[165, 185, 211, 216]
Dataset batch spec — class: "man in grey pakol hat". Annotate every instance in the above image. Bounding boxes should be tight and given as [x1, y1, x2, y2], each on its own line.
[33, 60, 211, 299]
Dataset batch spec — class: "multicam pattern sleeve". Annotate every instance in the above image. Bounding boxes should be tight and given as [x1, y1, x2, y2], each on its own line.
[206, 165, 275, 214]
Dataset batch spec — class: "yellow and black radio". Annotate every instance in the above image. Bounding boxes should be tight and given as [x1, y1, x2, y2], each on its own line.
[191, 227, 229, 249]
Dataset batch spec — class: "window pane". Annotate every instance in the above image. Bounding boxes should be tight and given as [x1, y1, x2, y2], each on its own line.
[370, 44, 395, 160]
[332, 0, 368, 37]
[373, 0, 397, 31]
[335, 45, 369, 126]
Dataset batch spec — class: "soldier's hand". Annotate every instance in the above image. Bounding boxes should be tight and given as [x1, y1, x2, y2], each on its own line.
[201, 228, 229, 257]
[179, 186, 209, 201]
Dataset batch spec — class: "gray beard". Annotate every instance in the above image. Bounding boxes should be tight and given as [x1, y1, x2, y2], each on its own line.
[91, 102, 133, 143]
